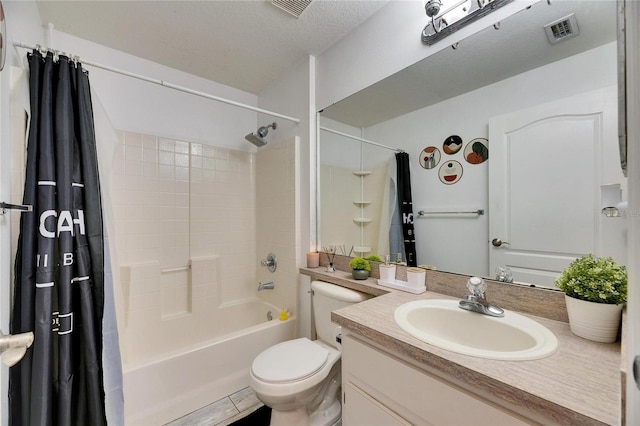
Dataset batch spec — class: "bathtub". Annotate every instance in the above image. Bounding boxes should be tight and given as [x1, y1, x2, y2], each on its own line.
[123, 300, 296, 425]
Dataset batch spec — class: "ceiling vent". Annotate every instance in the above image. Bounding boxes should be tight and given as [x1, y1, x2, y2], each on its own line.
[544, 13, 580, 44]
[271, 0, 313, 18]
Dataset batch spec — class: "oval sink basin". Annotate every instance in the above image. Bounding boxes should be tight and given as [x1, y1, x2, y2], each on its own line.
[394, 299, 558, 361]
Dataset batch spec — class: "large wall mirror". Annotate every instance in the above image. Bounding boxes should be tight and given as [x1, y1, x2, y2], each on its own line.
[318, 0, 627, 289]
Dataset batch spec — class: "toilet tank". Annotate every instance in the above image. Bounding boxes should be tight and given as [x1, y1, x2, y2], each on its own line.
[311, 281, 371, 346]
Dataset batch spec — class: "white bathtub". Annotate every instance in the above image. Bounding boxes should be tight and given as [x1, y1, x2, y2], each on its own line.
[123, 301, 296, 425]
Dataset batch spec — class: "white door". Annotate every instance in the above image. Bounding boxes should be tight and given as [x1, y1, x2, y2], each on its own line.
[489, 86, 620, 288]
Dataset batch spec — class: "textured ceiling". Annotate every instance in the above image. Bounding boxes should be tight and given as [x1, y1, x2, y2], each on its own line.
[35, 0, 389, 95]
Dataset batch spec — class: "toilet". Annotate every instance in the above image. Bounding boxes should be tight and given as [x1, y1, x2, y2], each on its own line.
[250, 280, 371, 426]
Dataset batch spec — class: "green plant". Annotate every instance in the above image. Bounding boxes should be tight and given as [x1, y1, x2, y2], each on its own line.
[349, 257, 371, 272]
[554, 254, 627, 305]
[365, 255, 383, 263]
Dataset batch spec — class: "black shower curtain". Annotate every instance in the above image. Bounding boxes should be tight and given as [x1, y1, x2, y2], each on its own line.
[395, 152, 417, 267]
[9, 50, 107, 425]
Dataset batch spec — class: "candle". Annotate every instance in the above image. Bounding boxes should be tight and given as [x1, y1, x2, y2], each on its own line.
[306, 252, 320, 268]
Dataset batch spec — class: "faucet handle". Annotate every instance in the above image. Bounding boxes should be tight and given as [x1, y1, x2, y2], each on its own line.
[467, 276, 486, 297]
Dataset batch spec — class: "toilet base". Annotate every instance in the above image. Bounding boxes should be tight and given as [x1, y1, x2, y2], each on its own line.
[269, 402, 341, 426]
[309, 398, 341, 426]
[270, 407, 311, 426]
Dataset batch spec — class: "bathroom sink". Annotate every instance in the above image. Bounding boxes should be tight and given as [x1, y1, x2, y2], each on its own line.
[394, 299, 558, 361]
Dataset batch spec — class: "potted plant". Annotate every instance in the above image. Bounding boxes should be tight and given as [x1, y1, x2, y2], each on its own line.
[349, 257, 371, 280]
[554, 254, 627, 343]
[365, 255, 383, 263]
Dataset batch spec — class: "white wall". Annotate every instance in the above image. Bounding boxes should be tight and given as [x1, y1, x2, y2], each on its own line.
[256, 137, 299, 314]
[257, 56, 312, 338]
[50, 31, 259, 151]
[3, 1, 260, 151]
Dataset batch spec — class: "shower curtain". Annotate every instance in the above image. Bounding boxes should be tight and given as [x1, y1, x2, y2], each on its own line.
[9, 50, 121, 425]
[395, 152, 417, 266]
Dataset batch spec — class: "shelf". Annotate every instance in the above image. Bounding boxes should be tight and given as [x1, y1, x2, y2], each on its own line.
[352, 171, 372, 176]
[353, 200, 372, 206]
[353, 218, 372, 223]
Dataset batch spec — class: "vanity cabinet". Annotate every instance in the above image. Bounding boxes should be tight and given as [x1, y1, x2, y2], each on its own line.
[341, 333, 532, 426]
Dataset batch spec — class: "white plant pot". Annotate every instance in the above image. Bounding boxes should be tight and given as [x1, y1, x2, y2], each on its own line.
[564, 295, 623, 343]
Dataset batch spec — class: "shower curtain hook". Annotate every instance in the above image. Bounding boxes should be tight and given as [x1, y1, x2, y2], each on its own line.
[36, 44, 47, 57]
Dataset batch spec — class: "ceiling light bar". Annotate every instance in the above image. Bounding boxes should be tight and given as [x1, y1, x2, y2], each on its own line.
[422, 0, 514, 45]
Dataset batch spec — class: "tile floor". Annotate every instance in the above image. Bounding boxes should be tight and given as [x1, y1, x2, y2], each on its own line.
[165, 387, 263, 426]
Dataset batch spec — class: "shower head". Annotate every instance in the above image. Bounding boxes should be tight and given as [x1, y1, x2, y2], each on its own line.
[245, 122, 277, 147]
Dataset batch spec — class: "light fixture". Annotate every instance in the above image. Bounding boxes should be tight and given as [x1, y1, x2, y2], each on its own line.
[422, 0, 514, 45]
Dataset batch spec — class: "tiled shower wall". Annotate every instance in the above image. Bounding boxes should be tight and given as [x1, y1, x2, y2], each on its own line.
[111, 131, 260, 365]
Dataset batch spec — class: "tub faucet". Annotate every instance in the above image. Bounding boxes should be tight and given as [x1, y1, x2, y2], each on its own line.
[458, 277, 504, 317]
[258, 281, 275, 291]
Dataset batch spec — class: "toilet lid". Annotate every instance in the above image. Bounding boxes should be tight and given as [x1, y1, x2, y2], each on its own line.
[252, 338, 329, 383]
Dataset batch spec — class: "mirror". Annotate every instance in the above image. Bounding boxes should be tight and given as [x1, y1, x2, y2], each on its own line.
[318, 0, 625, 287]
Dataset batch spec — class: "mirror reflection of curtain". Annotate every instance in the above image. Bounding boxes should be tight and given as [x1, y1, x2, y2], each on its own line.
[10, 50, 123, 425]
[395, 152, 417, 266]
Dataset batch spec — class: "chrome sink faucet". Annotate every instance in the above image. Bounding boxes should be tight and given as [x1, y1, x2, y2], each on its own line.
[459, 277, 504, 317]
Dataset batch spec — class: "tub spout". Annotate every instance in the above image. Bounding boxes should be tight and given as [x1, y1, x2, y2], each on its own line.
[258, 281, 275, 291]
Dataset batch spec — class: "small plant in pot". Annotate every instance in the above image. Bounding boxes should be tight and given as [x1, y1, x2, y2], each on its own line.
[554, 254, 627, 343]
[349, 257, 371, 280]
[365, 255, 383, 263]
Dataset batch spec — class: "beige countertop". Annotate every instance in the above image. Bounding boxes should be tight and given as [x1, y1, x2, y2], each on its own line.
[300, 267, 621, 426]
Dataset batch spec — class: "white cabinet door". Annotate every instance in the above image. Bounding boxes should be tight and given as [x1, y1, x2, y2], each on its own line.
[489, 86, 620, 288]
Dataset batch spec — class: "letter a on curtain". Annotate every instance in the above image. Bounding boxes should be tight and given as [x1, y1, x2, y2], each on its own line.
[395, 152, 417, 267]
[9, 50, 108, 425]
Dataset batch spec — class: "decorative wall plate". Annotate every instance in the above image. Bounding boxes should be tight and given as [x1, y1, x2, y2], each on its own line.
[464, 138, 489, 164]
[419, 146, 441, 169]
[442, 135, 463, 155]
[438, 160, 463, 184]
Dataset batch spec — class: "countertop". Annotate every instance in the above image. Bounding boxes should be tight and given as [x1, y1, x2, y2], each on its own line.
[300, 267, 621, 425]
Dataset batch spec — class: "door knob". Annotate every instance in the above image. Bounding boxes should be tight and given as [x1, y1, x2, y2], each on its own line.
[491, 238, 510, 247]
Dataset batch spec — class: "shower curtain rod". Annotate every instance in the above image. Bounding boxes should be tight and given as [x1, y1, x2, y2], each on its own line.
[319, 126, 404, 153]
[13, 41, 301, 124]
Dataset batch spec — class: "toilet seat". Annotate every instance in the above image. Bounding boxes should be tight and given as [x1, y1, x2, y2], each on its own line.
[252, 338, 329, 383]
